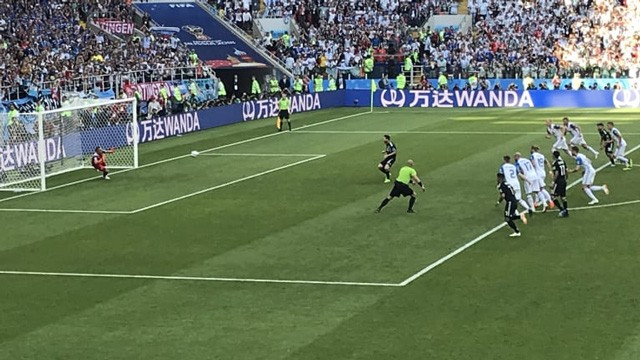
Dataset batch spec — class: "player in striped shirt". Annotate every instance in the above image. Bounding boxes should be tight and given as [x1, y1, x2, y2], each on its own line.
[597, 122, 616, 167]
[497, 155, 532, 214]
[607, 122, 633, 170]
[545, 119, 571, 157]
[569, 146, 609, 205]
[562, 117, 599, 158]
[529, 145, 554, 211]
[514, 152, 541, 212]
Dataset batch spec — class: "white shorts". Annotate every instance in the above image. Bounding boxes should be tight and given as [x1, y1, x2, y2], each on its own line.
[513, 186, 523, 201]
[582, 170, 596, 186]
[553, 138, 569, 151]
[524, 178, 541, 194]
[570, 135, 585, 146]
[536, 173, 546, 187]
[508, 182, 523, 201]
[615, 142, 627, 158]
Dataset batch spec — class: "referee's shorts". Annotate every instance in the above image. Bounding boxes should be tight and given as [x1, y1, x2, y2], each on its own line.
[389, 181, 414, 198]
[278, 109, 290, 119]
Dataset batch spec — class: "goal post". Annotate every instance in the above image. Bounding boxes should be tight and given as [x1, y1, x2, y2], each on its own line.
[0, 98, 139, 192]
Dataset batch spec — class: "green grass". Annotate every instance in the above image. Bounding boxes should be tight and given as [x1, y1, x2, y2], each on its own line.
[1, 107, 640, 359]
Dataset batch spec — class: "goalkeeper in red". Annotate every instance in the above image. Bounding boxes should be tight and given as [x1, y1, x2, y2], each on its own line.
[92, 147, 115, 180]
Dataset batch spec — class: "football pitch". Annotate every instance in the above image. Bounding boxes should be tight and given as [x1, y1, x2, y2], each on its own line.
[2, 107, 640, 359]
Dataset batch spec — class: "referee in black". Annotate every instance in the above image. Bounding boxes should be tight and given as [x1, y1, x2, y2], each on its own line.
[497, 172, 528, 237]
[550, 150, 569, 217]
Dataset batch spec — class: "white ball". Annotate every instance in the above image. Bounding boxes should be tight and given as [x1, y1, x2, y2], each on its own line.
[191, 151, 199, 157]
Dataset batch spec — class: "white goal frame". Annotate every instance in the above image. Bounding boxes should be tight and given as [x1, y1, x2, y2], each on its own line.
[0, 98, 138, 192]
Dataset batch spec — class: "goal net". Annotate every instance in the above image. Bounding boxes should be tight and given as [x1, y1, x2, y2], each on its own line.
[0, 98, 138, 192]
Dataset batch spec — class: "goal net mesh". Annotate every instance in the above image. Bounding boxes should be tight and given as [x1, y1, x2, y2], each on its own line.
[0, 98, 138, 192]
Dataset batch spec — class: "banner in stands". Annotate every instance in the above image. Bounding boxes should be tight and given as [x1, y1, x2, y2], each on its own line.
[121, 79, 215, 101]
[240, 92, 344, 121]
[4, 88, 637, 175]
[1, 95, 60, 114]
[94, 18, 135, 35]
[123, 81, 169, 101]
[133, 91, 345, 143]
[0, 136, 76, 173]
[135, 2, 270, 69]
[343, 89, 640, 108]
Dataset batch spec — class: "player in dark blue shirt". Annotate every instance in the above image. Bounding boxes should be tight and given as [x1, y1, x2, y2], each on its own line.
[377, 134, 397, 183]
[497, 172, 528, 237]
[597, 122, 615, 166]
[551, 151, 569, 217]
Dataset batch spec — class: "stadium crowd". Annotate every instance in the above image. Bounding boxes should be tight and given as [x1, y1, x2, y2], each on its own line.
[2, 0, 639, 112]
[254, 0, 639, 82]
[258, 0, 457, 76]
[466, 0, 640, 79]
[0, 0, 195, 102]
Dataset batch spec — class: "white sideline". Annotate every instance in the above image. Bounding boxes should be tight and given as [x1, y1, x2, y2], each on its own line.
[129, 155, 326, 214]
[0, 270, 401, 287]
[0, 208, 131, 214]
[2, 198, 638, 286]
[295, 130, 640, 136]
[0, 111, 369, 205]
[198, 153, 325, 157]
[399, 143, 640, 287]
[567, 199, 640, 212]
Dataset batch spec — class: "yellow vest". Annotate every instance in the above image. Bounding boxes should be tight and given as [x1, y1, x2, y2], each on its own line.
[404, 57, 413, 72]
[159, 87, 168, 100]
[173, 87, 182, 101]
[251, 80, 261, 94]
[396, 74, 406, 90]
[7, 109, 19, 125]
[314, 78, 323, 92]
[189, 82, 198, 95]
[364, 58, 374, 73]
[328, 79, 337, 91]
[269, 79, 279, 92]
[218, 81, 227, 96]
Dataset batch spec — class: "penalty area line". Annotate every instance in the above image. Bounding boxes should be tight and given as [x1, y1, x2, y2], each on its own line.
[129, 155, 326, 214]
[399, 143, 640, 287]
[0, 208, 131, 214]
[562, 199, 640, 212]
[198, 153, 326, 157]
[294, 130, 634, 136]
[0, 270, 402, 287]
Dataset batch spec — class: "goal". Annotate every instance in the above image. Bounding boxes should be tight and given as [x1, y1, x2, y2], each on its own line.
[0, 98, 138, 192]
